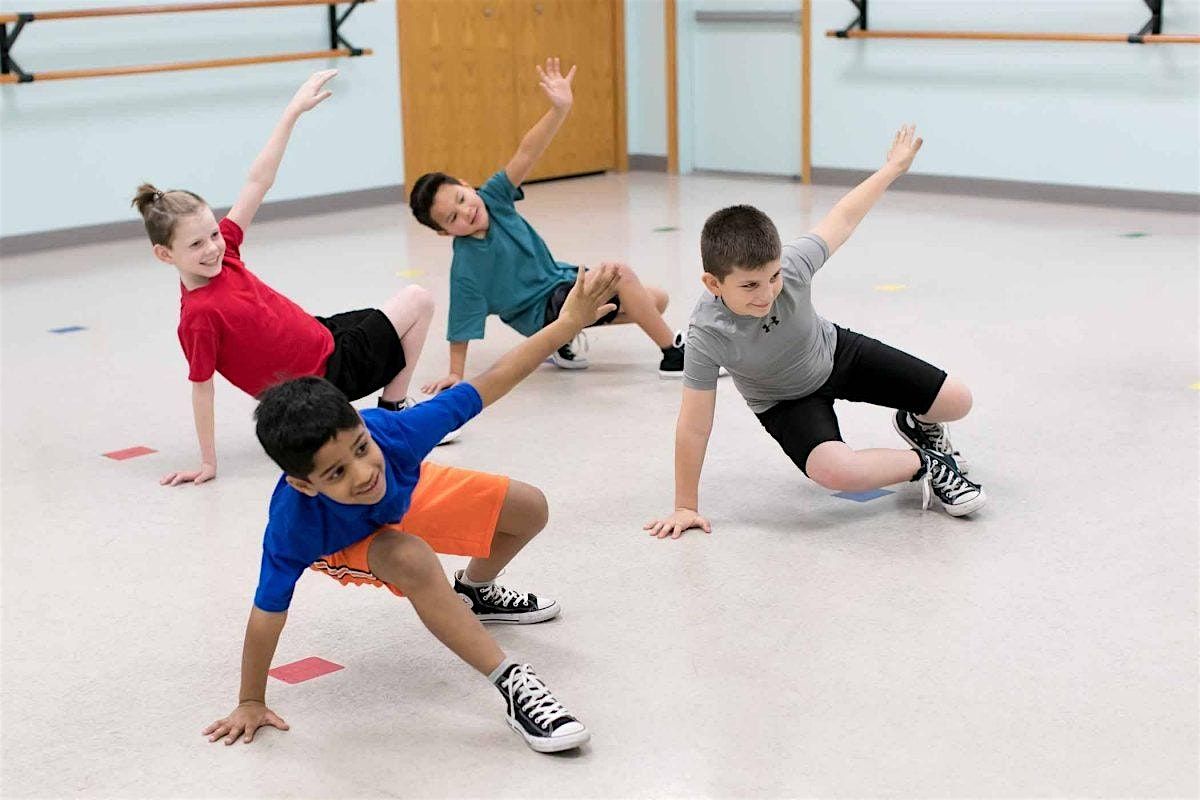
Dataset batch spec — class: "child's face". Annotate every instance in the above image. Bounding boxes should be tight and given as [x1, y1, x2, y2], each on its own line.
[702, 261, 783, 317]
[285, 423, 388, 506]
[429, 181, 489, 237]
[154, 208, 226, 281]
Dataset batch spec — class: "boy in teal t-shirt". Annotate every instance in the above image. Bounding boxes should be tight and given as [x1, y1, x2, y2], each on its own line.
[409, 58, 685, 392]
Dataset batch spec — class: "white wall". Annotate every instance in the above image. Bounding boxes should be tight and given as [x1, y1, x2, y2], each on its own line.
[0, 0, 402, 237]
[665, 0, 1200, 193]
[625, 0, 668, 156]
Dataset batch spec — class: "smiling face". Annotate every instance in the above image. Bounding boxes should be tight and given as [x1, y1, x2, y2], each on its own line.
[701, 260, 783, 317]
[285, 424, 388, 506]
[428, 180, 490, 238]
[153, 207, 225, 285]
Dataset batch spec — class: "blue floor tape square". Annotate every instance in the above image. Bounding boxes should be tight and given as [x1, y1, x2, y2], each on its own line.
[49, 326, 86, 334]
[833, 488, 895, 503]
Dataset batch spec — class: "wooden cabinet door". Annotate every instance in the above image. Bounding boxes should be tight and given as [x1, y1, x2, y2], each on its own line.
[512, 0, 621, 181]
[398, 0, 521, 187]
[398, 0, 623, 189]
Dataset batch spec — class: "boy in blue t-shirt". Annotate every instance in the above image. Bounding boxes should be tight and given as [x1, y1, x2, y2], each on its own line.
[409, 58, 685, 390]
[203, 266, 621, 754]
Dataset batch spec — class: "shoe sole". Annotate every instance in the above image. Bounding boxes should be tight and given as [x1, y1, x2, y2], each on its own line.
[892, 414, 970, 475]
[658, 369, 684, 379]
[509, 719, 591, 753]
[475, 601, 561, 625]
[547, 358, 589, 370]
[942, 489, 987, 517]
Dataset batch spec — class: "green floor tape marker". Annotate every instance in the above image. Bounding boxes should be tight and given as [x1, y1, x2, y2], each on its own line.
[1120, 232, 1149, 238]
[653, 226, 679, 232]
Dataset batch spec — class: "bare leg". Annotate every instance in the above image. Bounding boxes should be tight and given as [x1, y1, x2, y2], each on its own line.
[464, 480, 547, 584]
[805, 441, 921, 492]
[378, 285, 435, 403]
[917, 376, 972, 424]
[606, 264, 674, 349]
[367, 530, 504, 676]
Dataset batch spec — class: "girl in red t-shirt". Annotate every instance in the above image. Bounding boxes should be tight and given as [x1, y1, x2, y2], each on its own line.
[133, 71, 448, 488]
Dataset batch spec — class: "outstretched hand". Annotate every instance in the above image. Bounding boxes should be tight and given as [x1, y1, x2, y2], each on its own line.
[288, 69, 338, 114]
[558, 264, 620, 330]
[203, 701, 289, 746]
[885, 124, 923, 174]
[644, 508, 712, 539]
[536, 57, 576, 110]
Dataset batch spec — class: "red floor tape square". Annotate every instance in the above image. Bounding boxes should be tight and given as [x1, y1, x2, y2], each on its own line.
[103, 446, 157, 460]
[269, 657, 344, 684]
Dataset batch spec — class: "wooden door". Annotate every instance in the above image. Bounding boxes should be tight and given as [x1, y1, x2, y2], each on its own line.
[397, 0, 520, 187]
[397, 0, 625, 189]
[512, 0, 623, 181]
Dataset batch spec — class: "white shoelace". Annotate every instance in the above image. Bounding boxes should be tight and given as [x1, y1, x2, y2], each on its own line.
[503, 665, 573, 728]
[480, 582, 531, 609]
[561, 331, 590, 359]
[922, 457, 976, 509]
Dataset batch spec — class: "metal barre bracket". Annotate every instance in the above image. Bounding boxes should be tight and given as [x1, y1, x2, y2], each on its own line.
[833, 0, 1172, 44]
[1, 1, 370, 84]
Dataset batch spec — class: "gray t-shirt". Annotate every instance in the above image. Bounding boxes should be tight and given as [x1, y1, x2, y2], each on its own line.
[683, 233, 837, 413]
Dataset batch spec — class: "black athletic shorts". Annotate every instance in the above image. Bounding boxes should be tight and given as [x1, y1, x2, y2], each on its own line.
[544, 269, 621, 328]
[755, 326, 947, 476]
[316, 308, 405, 401]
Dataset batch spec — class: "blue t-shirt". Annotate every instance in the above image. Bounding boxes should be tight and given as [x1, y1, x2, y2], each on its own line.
[252, 383, 484, 612]
[447, 171, 577, 341]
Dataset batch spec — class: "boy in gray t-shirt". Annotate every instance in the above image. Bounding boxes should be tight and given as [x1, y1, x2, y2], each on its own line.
[646, 126, 985, 538]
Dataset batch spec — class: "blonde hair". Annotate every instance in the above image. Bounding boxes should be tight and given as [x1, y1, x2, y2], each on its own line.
[131, 183, 208, 247]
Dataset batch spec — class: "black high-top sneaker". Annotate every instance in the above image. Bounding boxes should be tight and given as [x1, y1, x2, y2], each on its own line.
[658, 330, 685, 378]
[377, 397, 459, 445]
[454, 570, 560, 624]
[549, 333, 589, 369]
[494, 663, 589, 753]
[914, 448, 986, 516]
[894, 410, 968, 473]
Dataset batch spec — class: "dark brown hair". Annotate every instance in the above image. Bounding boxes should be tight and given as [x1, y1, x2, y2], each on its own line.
[700, 205, 782, 279]
[408, 172, 460, 232]
[131, 183, 208, 247]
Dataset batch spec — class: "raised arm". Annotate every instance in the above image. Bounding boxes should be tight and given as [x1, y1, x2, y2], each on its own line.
[645, 387, 717, 538]
[226, 70, 338, 231]
[203, 607, 290, 745]
[504, 58, 576, 187]
[810, 124, 923, 257]
[467, 265, 618, 407]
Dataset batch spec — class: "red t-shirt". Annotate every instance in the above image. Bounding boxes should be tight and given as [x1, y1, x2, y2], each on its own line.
[177, 218, 334, 397]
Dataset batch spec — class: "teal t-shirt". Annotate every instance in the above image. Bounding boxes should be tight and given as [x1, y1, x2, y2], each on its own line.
[447, 171, 577, 341]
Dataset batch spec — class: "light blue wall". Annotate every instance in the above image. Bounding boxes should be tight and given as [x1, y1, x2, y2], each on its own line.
[811, 0, 1200, 192]
[625, 0, 668, 156]
[0, 0, 402, 237]
[660, 0, 1200, 193]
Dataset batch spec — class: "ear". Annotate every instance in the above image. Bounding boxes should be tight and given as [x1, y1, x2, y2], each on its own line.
[152, 244, 176, 265]
[285, 475, 320, 497]
[701, 272, 723, 296]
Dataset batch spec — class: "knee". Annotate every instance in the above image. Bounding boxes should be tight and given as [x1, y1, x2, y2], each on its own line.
[500, 480, 549, 537]
[400, 284, 435, 316]
[931, 378, 973, 421]
[805, 450, 860, 492]
[368, 531, 443, 589]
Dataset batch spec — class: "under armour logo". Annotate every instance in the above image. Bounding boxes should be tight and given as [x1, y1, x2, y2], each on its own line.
[761, 315, 780, 333]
